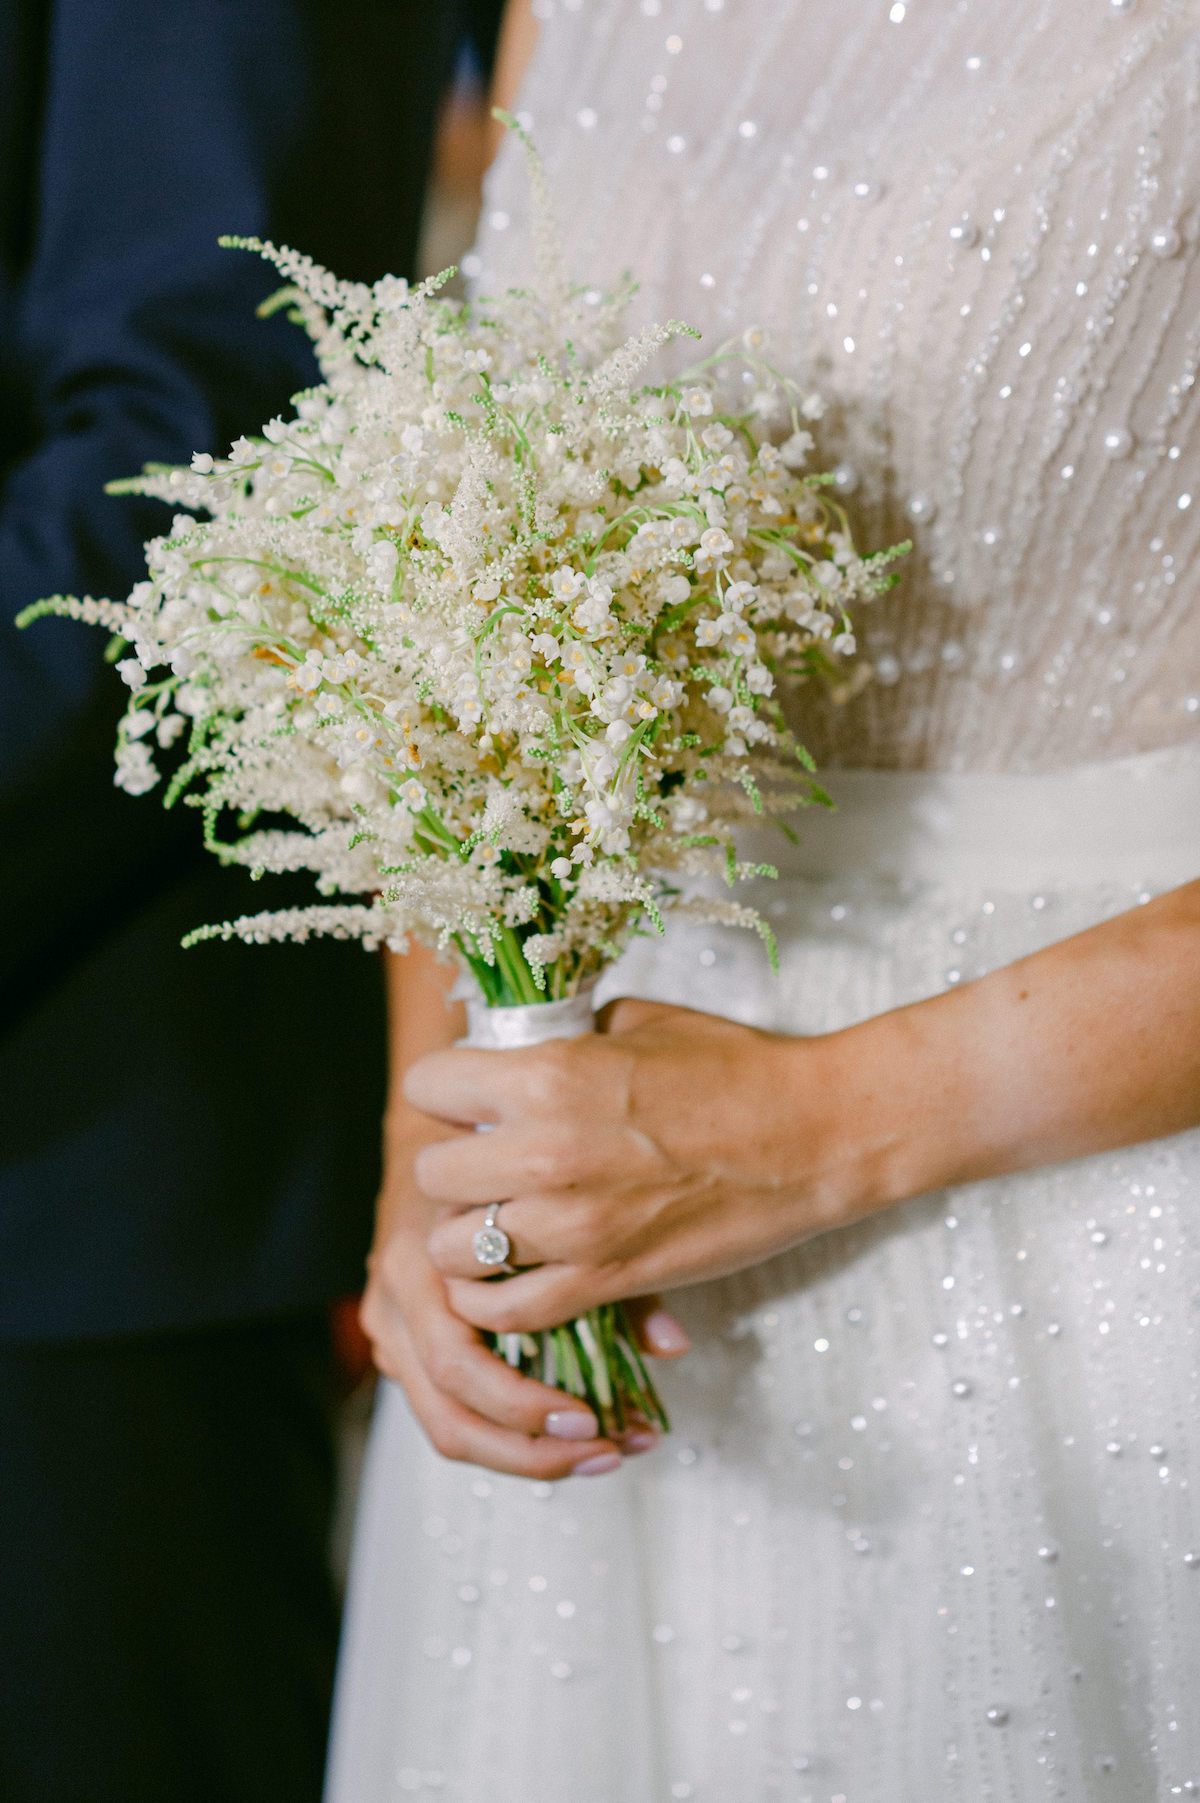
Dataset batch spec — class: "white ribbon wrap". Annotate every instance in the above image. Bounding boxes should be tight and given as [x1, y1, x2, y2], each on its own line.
[464, 987, 597, 1050]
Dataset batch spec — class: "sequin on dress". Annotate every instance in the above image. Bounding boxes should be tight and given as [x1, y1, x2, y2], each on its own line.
[326, 5, 1200, 1797]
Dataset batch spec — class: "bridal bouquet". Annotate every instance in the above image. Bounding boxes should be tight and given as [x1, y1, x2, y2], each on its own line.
[20, 130, 905, 1435]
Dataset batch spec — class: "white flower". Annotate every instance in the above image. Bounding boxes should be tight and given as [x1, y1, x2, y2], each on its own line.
[550, 857, 573, 879]
[530, 633, 559, 662]
[801, 392, 826, 421]
[116, 657, 148, 690]
[745, 662, 775, 695]
[572, 584, 612, 634]
[550, 566, 586, 603]
[580, 743, 618, 790]
[727, 621, 756, 657]
[680, 386, 714, 416]
[707, 685, 733, 714]
[695, 526, 734, 570]
[190, 452, 214, 474]
[670, 795, 708, 832]
[340, 765, 379, 803]
[156, 713, 186, 748]
[723, 580, 758, 612]
[701, 423, 734, 452]
[832, 631, 857, 655]
[695, 617, 725, 647]
[368, 539, 399, 583]
[124, 708, 155, 740]
[400, 780, 426, 808]
[780, 430, 814, 469]
[114, 742, 158, 795]
[605, 719, 634, 747]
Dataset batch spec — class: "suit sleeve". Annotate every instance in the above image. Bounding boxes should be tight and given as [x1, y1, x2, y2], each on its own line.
[0, 0, 323, 1001]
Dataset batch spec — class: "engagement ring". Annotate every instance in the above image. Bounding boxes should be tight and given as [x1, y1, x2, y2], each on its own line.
[472, 1202, 514, 1275]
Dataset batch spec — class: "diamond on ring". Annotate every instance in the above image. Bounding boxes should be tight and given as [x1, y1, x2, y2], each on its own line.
[472, 1203, 513, 1271]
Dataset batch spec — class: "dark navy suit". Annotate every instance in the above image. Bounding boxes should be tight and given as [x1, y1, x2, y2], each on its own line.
[0, 3, 499, 1797]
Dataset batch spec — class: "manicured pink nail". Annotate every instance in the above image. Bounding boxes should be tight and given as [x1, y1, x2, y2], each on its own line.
[572, 1453, 622, 1476]
[643, 1309, 691, 1354]
[622, 1432, 659, 1455]
[545, 1409, 598, 1440]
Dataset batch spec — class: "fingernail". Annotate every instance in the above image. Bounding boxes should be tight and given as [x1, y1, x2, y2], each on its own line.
[644, 1309, 691, 1354]
[572, 1453, 622, 1476]
[622, 1432, 659, 1455]
[545, 1409, 599, 1440]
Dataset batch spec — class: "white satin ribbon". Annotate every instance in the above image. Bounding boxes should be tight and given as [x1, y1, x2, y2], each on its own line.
[463, 987, 597, 1050]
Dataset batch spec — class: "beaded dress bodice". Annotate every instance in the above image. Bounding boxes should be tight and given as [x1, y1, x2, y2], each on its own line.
[477, 0, 1200, 772]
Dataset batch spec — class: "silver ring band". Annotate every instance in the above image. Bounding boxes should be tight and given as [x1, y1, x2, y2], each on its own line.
[472, 1202, 515, 1275]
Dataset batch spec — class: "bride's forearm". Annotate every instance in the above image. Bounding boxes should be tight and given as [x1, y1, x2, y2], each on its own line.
[837, 877, 1200, 1215]
[382, 944, 462, 1135]
[376, 944, 465, 1237]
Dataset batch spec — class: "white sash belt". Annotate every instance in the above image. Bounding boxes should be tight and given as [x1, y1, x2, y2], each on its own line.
[739, 741, 1200, 889]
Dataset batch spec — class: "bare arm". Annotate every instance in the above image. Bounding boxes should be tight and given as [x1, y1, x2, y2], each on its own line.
[409, 879, 1200, 1335]
[486, 0, 539, 158]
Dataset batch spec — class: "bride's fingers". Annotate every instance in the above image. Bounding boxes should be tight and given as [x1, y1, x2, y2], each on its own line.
[444, 1270, 692, 1350]
[619, 1293, 692, 1358]
[388, 1333, 623, 1480]
[414, 1119, 642, 1207]
[426, 1195, 566, 1275]
[445, 1265, 632, 1337]
[363, 1262, 611, 1443]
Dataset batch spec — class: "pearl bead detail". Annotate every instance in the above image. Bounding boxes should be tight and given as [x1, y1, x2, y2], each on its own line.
[906, 493, 938, 523]
[831, 463, 859, 494]
[985, 1706, 1010, 1726]
[948, 215, 979, 249]
[1149, 223, 1182, 258]
[1109, 0, 1137, 12]
[1102, 426, 1133, 458]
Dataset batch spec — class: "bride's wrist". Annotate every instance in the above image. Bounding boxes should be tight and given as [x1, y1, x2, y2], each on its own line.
[785, 1005, 963, 1232]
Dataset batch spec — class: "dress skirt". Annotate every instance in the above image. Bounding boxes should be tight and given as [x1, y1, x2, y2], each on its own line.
[326, 744, 1200, 1803]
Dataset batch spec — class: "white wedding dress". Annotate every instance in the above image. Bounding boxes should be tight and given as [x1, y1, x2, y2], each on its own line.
[326, 3, 1200, 1796]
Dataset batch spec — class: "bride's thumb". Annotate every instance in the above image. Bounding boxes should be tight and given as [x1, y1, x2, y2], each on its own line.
[623, 1294, 691, 1358]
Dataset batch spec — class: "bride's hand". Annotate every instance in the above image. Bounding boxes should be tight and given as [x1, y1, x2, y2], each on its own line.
[411, 999, 869, 1336]
[360, 1142, 671, 1478]
[412, 878, 1200, 1338]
